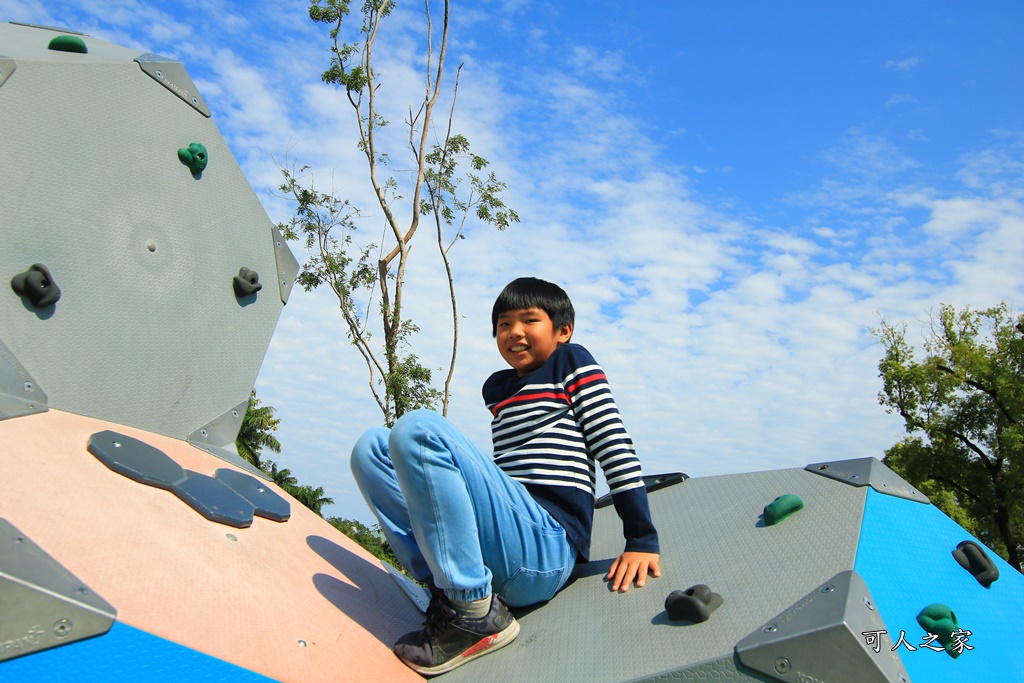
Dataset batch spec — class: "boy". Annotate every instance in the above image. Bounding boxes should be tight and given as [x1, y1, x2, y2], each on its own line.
[350, 277, 660, 676]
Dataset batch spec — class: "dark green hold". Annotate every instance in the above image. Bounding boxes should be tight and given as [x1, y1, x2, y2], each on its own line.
[177, 143, 208, 175]
[763, 493, 804, 526]
[916, 603, 961, 658]
[48, 35, 88, 54]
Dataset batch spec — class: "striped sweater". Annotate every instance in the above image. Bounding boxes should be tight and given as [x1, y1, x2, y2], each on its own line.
[482, 342, 659, 562]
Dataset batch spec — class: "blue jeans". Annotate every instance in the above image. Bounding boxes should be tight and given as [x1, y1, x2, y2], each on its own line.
[350, 409, 575, 607]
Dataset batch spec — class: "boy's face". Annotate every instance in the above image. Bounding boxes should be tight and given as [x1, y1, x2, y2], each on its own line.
[495, 307, 573, 376]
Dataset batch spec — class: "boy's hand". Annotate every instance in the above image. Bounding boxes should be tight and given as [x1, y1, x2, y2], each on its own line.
[606, 551, 661, 593]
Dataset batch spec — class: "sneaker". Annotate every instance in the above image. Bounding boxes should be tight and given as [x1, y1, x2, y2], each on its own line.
[393, 592, 520, 676]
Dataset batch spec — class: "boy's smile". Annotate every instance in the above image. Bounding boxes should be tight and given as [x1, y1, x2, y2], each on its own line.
[496, 307, 573, 376]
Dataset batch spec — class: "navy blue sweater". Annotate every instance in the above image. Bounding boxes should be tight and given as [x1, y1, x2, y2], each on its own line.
[482, 343, 659, 562]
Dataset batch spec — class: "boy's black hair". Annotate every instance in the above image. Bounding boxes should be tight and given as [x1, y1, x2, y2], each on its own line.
[491, 277, 575, 337]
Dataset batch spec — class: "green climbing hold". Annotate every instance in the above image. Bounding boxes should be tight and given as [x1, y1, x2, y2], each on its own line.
[763, 493, 804, 526]
[916, 603, 960, 658]
[177, 143, 208, 175]
[48, 35, 88, 54]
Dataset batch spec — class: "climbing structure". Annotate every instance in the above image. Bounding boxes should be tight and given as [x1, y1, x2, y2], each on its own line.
[1, 20, 1021, 683]
[0, 21, 422, 681]
[440, 458, 1022, 682]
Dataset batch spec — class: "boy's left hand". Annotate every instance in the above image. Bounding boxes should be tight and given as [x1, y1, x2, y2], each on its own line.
[606, 551, 661, 593]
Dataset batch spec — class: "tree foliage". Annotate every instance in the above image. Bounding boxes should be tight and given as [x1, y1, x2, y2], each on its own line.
[281, 0, 517, 427]
[875, 303, 1024, 571]
[328, 516, 408, 575]
[236, 395, 336, 517]
[235, 391, 282, 469]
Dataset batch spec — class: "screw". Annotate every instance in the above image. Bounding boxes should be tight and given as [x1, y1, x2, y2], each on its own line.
[155, 69, 163, 79]
[864, 597, 875, 611]
[232, 410, 239, 418]
[763, 624, 777, 633]
[818, 464, 829, 471]
[23, 381, 34, 393]
[820, 585, 835, 593]
[201, 429, 208, 437]
[774, 658, 791, 674]
[847, 474, 860, 480]
[75, 586, 89, 595]
[14, 536, 25, 543]
[53, 619, 72, 637]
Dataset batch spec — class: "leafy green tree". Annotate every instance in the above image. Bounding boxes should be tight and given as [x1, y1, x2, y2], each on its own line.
[290, 484, 335, 517]
[281, 0, 517, 427]
[875, 303, 1023, 571]
[235, 390, 282, 469]
[261, 459, 298, 489]
[328, 516, 407, 575]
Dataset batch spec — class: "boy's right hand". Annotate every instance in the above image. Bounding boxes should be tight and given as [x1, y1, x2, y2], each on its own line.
[606, 551, 661, 593]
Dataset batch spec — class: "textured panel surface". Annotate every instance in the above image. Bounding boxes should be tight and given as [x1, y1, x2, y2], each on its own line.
[629, 655, 773, 683]
[855, 488, 1024, 681]
[1, 621, 275, 682]
[0, 22, 290, 442]
[444, 467, 868, 682]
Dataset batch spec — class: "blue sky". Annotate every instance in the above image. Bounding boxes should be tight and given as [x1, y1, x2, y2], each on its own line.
[7, 0, 1022, 524]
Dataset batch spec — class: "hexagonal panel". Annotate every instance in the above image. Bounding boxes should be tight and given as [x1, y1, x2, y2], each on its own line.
[173, 471, 255, 528]
[215, 469, 290, 522]
[0, 22, 297, 454]
[88, 430, 185, 490]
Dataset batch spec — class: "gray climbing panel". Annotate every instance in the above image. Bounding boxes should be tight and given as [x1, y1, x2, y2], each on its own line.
[0, 21, 296, 456]
[443, 465, 870, 682]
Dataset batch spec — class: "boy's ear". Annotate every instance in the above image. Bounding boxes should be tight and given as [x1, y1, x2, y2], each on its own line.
[557, 323, 574, 343]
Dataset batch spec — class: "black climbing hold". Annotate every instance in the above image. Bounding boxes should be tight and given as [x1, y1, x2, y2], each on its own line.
[177, 142, 208, 175]
[233, 267, 262, 297]
[595, 472, 687, 509]
[11, 263, 61, 308]
[763, 493, 804, 526]
[48, 35, 88, 54]
[665, 584, 723, 623]
[952, 540, 999, 588]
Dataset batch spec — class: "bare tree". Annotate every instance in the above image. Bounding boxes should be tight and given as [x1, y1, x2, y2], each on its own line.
[282, 0, 517, 425]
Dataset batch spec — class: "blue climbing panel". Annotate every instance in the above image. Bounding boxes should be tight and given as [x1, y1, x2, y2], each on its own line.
[1, 621, 277, 682]
[855, 488, 1024, 680]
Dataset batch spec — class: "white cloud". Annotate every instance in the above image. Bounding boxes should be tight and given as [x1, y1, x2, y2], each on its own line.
[9, 1, 1022, 525]
[885, 57, 921, 72]
[886, 93, 917, 107]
